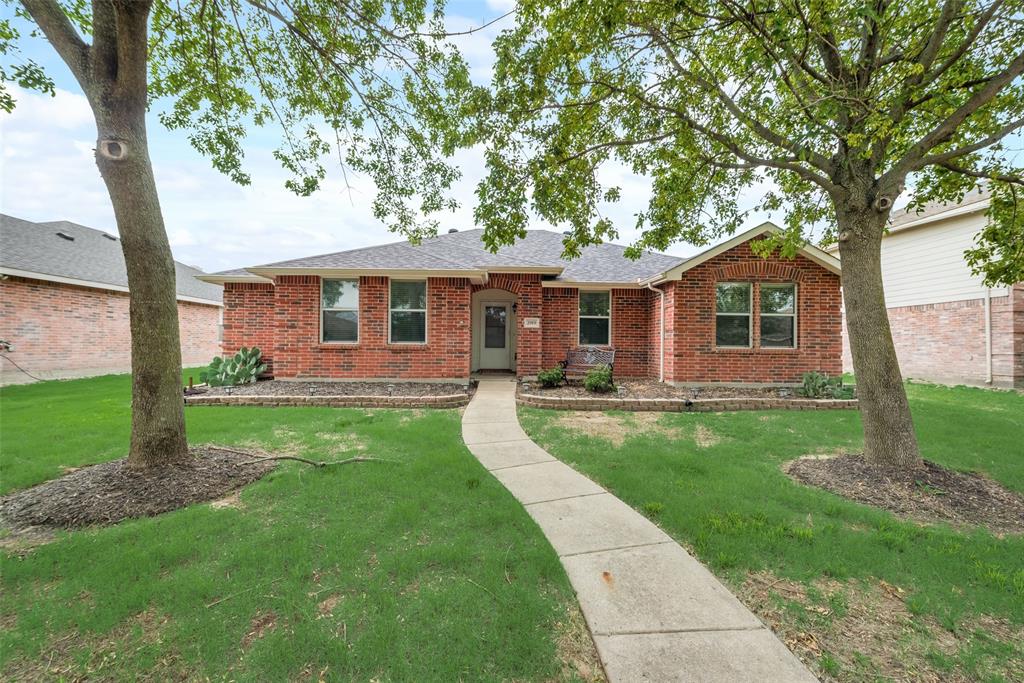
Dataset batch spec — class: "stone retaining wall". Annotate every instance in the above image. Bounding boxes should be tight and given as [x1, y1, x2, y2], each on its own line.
[517, 392, 857, 412]
[185, 393, 470, 408]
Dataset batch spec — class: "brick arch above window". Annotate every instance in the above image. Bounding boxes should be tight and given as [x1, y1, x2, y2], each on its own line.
[713, 261, 806, 282]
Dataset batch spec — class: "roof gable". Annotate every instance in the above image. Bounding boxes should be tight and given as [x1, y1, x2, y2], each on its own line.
[647, 222, 841, 282]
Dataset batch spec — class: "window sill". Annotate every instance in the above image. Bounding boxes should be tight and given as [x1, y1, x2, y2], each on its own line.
[318, 343, 360, 350]
[714, 346, 799, 353]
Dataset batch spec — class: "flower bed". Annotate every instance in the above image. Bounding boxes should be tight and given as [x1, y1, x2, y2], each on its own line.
[517, 391, 857, 412]
[185, 380, 471, 408]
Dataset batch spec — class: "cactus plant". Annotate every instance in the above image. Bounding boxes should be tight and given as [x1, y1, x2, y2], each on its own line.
[200, 347, 267, 387]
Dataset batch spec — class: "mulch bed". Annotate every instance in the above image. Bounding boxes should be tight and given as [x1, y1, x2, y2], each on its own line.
[201, 380, 470, 397]
[785, 454, 1024, 535]
[0, 446, 275, 533]
[522, 380, 810, 400]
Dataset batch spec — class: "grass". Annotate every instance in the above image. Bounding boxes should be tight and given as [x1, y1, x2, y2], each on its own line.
[520, 382, 1024, 682]
[0, 372, 592, 681]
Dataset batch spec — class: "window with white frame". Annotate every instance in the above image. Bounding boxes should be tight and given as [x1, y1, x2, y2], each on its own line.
[321, 279, 359, 343]
[760, 284, 796, 348]
[715, 283, 751, 347]
[390, 280, 427, 343]
[579, 291, 611, 345]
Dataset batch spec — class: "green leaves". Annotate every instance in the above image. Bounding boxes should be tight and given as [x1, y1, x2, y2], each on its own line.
[966, 183, 1024, 286]
[473, 0, 1024, 262]
[0, 12, 55, 112]
[199, 347, 267, 387]
[4, 0, 477, 239]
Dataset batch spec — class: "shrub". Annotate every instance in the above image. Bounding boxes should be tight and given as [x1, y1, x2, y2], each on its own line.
[799, 371, 854, 399]
[583, 364, 615, 393]
[200, 347, 267, 387]
[536, 366, 565, 388]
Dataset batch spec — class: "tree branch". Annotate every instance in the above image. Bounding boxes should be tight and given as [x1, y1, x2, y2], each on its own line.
[208, 445, 399, 468]
[917, 116, 1024, 167]
[19, 0, 90, 87]
[937, 161, 1024, 186]
[883, 48, 1024, 184]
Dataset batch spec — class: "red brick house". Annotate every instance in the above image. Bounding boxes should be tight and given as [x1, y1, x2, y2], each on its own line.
[198, 223, 843, 384]
[1, 214, 223, 384]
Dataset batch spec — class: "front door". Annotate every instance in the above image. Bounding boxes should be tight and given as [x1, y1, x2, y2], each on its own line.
[480, 302, 511, 369]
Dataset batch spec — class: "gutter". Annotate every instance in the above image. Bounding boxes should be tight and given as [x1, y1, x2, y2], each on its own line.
[645, 281, 665, 382]
[985, 288, 993, 384]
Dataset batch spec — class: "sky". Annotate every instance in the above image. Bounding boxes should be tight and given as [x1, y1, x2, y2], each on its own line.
[0, 0, 776, 274]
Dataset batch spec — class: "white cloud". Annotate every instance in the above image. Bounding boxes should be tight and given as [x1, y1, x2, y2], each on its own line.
[485, 0, 517, 12]
[1, 56, 782, 276]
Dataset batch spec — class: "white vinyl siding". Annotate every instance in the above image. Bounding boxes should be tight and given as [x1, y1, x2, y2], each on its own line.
[879, 212, 1008, 308]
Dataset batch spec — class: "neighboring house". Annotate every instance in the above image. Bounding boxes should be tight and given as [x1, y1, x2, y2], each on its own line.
[0, 214, 223, 384]
[829, 189, 1023, 388]
[197, 223, 843, 384]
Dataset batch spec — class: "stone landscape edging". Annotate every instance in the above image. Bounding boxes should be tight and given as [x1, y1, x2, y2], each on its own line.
[517, 392, 857, 412]
[184, 393, 470, 408]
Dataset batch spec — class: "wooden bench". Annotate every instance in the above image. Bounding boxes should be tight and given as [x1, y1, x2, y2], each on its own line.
[559, 347, 615, 382]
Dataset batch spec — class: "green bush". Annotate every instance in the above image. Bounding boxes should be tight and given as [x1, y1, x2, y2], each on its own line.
[798, 371, 854, 399]
[536, 366, 565, 388]
[200, 347, 267, 387]
[583, 364, 615, 393]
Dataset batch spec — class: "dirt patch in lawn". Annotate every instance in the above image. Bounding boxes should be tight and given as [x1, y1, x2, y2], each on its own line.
[556, 411, 682, 447]
[552, 603, 606, 682]
[203, 380, 469, 397]
[0, 446, 274, 534]
[693, 424, 721, 448]
[785, 454, 1024, 535]
[241, 611, 278, 650]
[741, 571, 1024, 682]
[1, 607, 183, 681]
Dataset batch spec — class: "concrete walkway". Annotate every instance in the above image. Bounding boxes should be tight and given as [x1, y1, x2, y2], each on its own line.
[461, 378, 817, 682]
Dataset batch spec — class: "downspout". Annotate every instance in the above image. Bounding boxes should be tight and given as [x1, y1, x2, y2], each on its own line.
[645, 281, 665, 383]
[984, 288, 993, 384]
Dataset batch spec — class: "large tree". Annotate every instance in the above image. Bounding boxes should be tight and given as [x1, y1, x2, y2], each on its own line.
[473, 0, 1024, 469]
[3, 0, 473, 467]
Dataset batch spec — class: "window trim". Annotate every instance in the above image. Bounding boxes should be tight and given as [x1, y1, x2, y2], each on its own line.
[759, 283, 798, 349]
[320, 277, 360, 344]
[578, 289, 612, 347]
[714, 282, 753, 349]
[388, 279, 428, 345]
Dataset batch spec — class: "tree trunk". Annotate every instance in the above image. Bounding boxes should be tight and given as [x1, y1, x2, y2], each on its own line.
[21, 0, 189, 467]
[837, 208, 923, 470]
[90, 2, 189, 467]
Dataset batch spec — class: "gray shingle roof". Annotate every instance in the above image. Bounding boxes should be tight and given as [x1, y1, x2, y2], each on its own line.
[1, 214, 222, 303]
[889, 187, 990, 229]
[246, 228, 684, 283]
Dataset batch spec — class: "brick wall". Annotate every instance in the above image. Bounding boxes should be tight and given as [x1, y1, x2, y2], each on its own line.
[538, 286, 654, 377]
[541, 287, 577, 371]
[222, 282, 276, 371]
[0, 275, 220, 384]
[842, 284, 1024, 388]
[666, 241, 843, 384]
[271, 275, 472, 379]
[611, 288, 654, 377]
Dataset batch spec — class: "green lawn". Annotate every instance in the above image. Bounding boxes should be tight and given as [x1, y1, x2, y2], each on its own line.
[0, 373, 594, 681]
[520, 383, 1024, 683]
